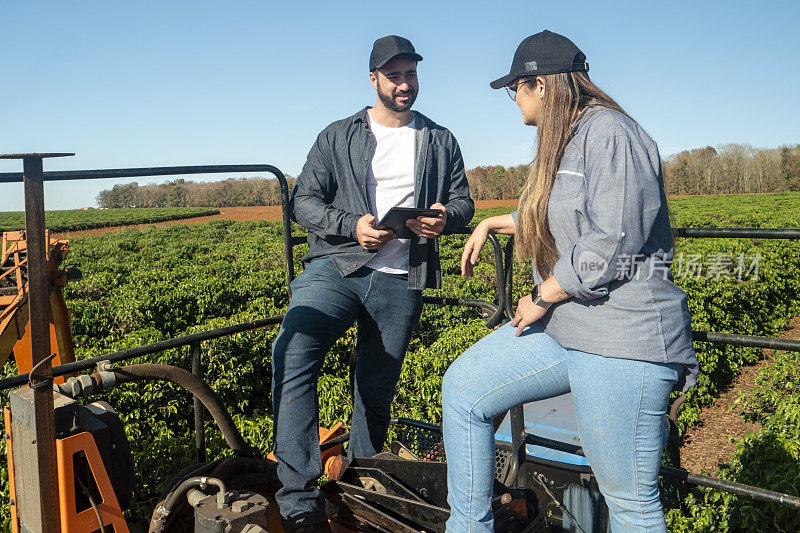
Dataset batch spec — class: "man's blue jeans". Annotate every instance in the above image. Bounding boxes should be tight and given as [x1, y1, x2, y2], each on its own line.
[271, 257, 423, 528]
[442, 323, 681, 532]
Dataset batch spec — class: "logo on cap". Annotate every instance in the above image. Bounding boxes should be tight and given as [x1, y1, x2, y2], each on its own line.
[524, 61, 538, 71]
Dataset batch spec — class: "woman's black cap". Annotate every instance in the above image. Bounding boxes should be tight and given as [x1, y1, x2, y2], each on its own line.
[490, 30, 589, 89]
[369, 35, 423, 70]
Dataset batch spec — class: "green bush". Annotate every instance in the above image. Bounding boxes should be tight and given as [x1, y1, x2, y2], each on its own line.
[666, 349, 800, 532]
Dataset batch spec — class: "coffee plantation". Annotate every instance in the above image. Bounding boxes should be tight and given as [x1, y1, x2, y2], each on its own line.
[0, 193, 798, 530]
[0, 207, 220, 233]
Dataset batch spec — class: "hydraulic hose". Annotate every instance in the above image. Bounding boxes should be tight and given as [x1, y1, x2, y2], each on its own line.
[90, 363, 253, 457]
[149, 476, 227, 533]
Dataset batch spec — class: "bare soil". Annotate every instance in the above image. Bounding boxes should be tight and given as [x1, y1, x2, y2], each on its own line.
[679, 315, 800, 473]
[54, 206, 285, 239]
[473, 199, 519, 208]
[54, 201, 519, 239]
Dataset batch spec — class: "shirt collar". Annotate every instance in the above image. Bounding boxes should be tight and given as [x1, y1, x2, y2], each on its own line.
[352, 106, 425, 129]
[567, 105, 598, 142]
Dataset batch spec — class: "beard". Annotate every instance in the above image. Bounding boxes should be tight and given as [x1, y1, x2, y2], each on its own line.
[376, 78, 417, 112]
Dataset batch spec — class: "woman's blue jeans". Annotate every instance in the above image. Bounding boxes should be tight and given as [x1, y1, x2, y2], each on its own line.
[442, 323, 681, 532]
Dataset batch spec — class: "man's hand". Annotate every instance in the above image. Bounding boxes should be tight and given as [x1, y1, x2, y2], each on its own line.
[406, 203, 446, 238]
[510, 294, 547, 336]
[357, 214, 395, 251]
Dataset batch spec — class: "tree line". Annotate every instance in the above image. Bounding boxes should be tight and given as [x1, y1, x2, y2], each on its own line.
[96, 144, 800, 207]
[466, 143, 800, 200]
[97, 177, 297, 208]
[662, 143, 800, 195]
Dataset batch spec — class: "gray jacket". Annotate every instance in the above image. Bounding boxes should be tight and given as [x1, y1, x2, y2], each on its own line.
[291, 107, 474, 290]
[515, 106, 698, 391]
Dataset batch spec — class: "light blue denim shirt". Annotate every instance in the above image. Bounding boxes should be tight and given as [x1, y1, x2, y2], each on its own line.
[513, 106, 698, 391]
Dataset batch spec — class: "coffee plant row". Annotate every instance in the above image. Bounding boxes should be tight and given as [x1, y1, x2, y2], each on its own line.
[0, 207, 220, 233]
[0, 192, 797, 529]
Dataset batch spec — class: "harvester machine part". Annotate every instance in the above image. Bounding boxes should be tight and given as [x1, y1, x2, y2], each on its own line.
[325, 479, 449, 533]
[390, 440, 419, 461]
[493, 487, 547, 533]
[193, 490, 269, 533]
[5, 387, 134, 533]
[0, 229, 76, 380]
[325, 454, 349, 482]
[324, 457, 546, 533]
[326, 490, 418, 533]
[390, 417, 445, 461]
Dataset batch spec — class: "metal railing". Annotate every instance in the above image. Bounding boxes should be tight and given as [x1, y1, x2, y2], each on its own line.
[502, 225, 800, 504]
[1, 157, 799, 516]
[0, 161, 510, 463]
[0, 160, 292, 530]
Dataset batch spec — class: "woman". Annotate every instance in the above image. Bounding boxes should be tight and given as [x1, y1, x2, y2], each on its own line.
[442, 31, 698, 532]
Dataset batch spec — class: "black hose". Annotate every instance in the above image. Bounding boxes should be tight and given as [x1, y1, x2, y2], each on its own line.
[149, 476, 226, 533]
[320, 432, 350, 452]
[97, 364, 253, 457]
[160, 458, 227, 498]
[75, 475, 108, 533]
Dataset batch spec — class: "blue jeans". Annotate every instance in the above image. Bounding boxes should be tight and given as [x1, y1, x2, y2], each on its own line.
[271, 257, 423, 528]
[442, 324, 680, 532]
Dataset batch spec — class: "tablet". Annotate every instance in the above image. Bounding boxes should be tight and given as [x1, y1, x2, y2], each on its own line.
[376, 207, 442, 239]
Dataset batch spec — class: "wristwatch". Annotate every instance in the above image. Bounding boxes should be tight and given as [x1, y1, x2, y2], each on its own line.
[531, 284, 554, 310]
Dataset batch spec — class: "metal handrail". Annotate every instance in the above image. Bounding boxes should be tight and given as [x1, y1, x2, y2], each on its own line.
[502, 226, 800, 350]
[503, 223, 800, 508]
[672, 227, 800, 239]
[0, 165, 285, 183]
[0, 164, 298, 301]
[521, 433, 800, 509]
[0, 315, 285, 391]
[3, 159, 798, 514]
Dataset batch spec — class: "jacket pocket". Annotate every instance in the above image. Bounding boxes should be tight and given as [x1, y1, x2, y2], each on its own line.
[550, 170, 585, 201]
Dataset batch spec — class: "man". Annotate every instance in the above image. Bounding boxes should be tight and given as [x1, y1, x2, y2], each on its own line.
[271, 35, 474, 532]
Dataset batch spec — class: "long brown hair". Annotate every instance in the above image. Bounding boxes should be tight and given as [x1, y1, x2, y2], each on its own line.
[516, 71, 630, 278]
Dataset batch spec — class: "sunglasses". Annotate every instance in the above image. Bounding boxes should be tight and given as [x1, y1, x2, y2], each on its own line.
[505, 79, 534, 101]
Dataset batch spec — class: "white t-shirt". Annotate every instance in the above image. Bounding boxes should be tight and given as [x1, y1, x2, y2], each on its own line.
[365, 115, 416, 274]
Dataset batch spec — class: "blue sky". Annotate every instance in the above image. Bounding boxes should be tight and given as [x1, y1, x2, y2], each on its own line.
[1, 1, 798, 210]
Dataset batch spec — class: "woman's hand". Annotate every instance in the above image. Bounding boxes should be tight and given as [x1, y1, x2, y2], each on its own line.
[461, 221, 490, 279]
[460, 214, 517, 279]
[510, 294, 547, 336]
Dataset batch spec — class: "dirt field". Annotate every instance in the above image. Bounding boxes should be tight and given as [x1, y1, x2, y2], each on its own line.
[473, 199, 518, 208]
[54, 206, 285, 239]
[679, 315, 800, 473]
[54, 201, 517, 239]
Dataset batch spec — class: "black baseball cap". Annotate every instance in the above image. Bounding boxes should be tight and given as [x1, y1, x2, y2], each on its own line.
[369, 35, 423, 70]
[490, 30, 589, 89]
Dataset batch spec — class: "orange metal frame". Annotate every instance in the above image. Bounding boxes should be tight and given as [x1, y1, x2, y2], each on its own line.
[55, 432, 129, 533]
[5, 406, 129, 533]
[0, 231, 75, 382]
